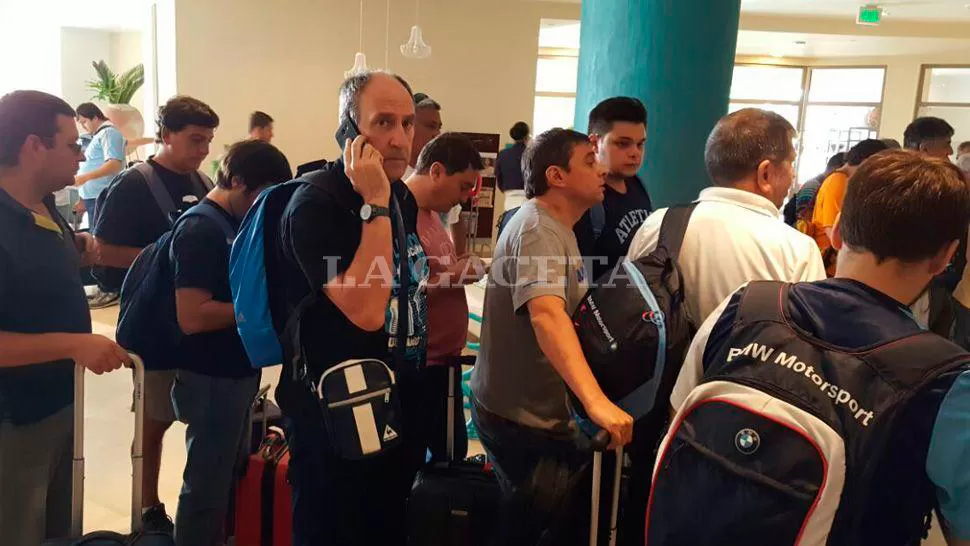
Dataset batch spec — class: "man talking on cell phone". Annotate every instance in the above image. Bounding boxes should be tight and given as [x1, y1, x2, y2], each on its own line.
[268, 71, 430, 545]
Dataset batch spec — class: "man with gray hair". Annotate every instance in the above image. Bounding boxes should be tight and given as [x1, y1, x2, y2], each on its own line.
[269, 70, 430, 545]
[627, 108, 826, 325]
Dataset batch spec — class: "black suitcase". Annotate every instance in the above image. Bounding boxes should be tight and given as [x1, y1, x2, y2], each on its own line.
[407, 357, 501, 546]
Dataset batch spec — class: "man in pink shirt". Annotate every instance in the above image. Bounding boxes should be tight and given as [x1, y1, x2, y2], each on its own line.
[405, 132, 486, 461]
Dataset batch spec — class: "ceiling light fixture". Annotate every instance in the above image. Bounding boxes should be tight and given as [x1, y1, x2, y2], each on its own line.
[401, 0, 431, 59]
[345, 0, 369, 77]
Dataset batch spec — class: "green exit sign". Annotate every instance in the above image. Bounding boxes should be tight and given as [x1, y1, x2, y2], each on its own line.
[857, 4, 882, 25]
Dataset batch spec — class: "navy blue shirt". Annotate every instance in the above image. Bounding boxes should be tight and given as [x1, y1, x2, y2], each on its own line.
[495, 142, 526, 193]
[678, 279, 970, 543]
[170, 199, 253, 378]
[0, 189, 91, 425]
[94, 159, 207, 292]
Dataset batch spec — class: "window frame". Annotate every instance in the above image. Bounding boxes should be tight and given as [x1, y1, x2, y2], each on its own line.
[914, 64, 970, 118]
[729, 62, 809, 131]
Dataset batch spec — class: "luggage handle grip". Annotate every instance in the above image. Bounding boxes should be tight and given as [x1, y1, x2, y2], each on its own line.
[71, 353, 146, 537]
[590, 430, 611, 452]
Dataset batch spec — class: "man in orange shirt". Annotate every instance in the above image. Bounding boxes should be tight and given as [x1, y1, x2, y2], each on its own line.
[811, 138, 888, 275]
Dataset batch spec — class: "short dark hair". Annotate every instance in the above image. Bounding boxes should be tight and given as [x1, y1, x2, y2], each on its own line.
[587, 97, 647, 136]
[522, 128, 590, 199]
[339, 71, 414, 124]
[510, 121, 530, 142]
[76, 102, 106, 121]
[845, 139, 888, 166]
[216, 139, 291, 192]
[826, 152, 847, 171]
[840, 149, 970, 263]
[904, 117, 954, 150]
[704, 108, 796, 185]
[958, 141, 970, 155]
[249, 111, 273, 131]
[413, 93, 441, 112]
[0, 90, 76, 167]
[156, 95, 219, 140]
[880, 138, 902, 150]
[415, 132, 483, 175]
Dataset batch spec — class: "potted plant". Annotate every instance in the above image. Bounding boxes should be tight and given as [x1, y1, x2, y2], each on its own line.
[86, 60, 147, 149]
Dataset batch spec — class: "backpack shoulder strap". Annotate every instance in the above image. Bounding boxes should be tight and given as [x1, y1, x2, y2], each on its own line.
[180, 202, 236, 243]
[192, 171, 214, 193]
[861, 332, 970, 390]
[736, 280, 788, 326]
[656, 202, 698, 261]
[133, 162, 177, 223]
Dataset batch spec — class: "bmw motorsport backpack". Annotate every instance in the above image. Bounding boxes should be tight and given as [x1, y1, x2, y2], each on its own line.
[646, 281, 969, 546]
[117, 201, 235, 370]
[571, 203, 697, 440]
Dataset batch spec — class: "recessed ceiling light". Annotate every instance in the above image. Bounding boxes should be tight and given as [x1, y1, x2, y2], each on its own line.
[794, 40, 807, 45]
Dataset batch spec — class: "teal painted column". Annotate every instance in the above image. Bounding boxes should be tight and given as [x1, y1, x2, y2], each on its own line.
[574, 0, 742, 208]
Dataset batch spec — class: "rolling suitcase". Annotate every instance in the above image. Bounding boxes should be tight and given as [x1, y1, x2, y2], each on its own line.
[231, 426, 292, 546]
[407, 357, 501, 546]
[44, 355, 174, 546]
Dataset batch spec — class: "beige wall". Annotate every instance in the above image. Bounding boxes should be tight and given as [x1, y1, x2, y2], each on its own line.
[173, 0, 579, 169]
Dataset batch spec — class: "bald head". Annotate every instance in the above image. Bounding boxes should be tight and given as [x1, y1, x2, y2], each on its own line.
[338, 71, 414, 124]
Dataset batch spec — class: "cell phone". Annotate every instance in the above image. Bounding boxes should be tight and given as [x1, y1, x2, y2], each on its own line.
[334, 115, 361, 148]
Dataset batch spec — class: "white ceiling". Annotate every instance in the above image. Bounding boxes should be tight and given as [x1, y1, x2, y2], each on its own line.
[736, 30, 970, 57]
[540, 19, 970, 58]
[741, 0, 970, 22]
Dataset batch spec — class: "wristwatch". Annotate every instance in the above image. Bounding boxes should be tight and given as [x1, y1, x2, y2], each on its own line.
[359, 203, 391, 223]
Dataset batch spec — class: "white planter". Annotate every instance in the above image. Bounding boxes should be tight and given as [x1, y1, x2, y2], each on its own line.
[101, 103, 146, 150]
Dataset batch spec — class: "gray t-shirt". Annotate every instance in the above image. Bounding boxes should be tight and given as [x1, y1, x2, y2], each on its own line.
[470, 200, 589, 435]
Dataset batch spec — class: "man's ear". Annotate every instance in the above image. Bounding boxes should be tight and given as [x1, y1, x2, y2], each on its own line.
[589, 133, 600, 153]
[545, 165, 566, 189]
[831, 213, 843, 250]
[230, 175, 245, 190]
[756, 159, 773, 193]
[931, 239, 961, 276]
[430, 161, 444, 182]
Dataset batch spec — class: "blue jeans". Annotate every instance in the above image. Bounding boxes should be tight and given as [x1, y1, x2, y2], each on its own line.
[82, 198, 99, 231]
[171, 370, 259, 546]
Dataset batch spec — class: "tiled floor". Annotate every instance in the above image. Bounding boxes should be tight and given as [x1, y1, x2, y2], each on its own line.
[82, 306, 948, 544]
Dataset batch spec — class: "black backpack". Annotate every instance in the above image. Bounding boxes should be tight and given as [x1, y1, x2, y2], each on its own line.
[116, 202, 235, 370]
[571, 203, 697, 442]
[646, 280, 969, 546]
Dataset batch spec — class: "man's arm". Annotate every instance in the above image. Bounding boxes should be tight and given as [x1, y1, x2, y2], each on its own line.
[526, 295, 633, 448]
[323, 136, 393, 332]
[176, 288, 234, 335]
[94, 239, 144, 268]
[75, 159, 123, 186]
[0, 332, 130, 374]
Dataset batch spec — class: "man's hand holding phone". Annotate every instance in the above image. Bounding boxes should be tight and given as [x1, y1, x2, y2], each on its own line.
[344, 136, 391, 207]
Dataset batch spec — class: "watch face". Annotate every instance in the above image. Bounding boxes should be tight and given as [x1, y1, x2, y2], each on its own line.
[360, 203, 372, 221]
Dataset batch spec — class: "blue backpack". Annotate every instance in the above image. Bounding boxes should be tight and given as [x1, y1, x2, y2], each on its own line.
[116, 202, 235, 370]
[230, 170, 338, 370]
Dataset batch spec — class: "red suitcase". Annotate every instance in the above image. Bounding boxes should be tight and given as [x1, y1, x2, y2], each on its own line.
[233, 429, 292, 546]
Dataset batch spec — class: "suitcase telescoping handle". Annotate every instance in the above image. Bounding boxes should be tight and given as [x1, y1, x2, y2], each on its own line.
[446, 355, 476, 462]
[71, 353, 146, 537]
[589, 430, 622, 546]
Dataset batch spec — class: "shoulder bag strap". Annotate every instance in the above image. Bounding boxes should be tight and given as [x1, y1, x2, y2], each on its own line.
[133, 162, 177, 224]
[392, 195, 410, 369]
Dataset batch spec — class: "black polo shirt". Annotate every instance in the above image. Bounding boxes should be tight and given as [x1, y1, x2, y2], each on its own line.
[0, 189, 91, 425]
[269, 161, 429, 419]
